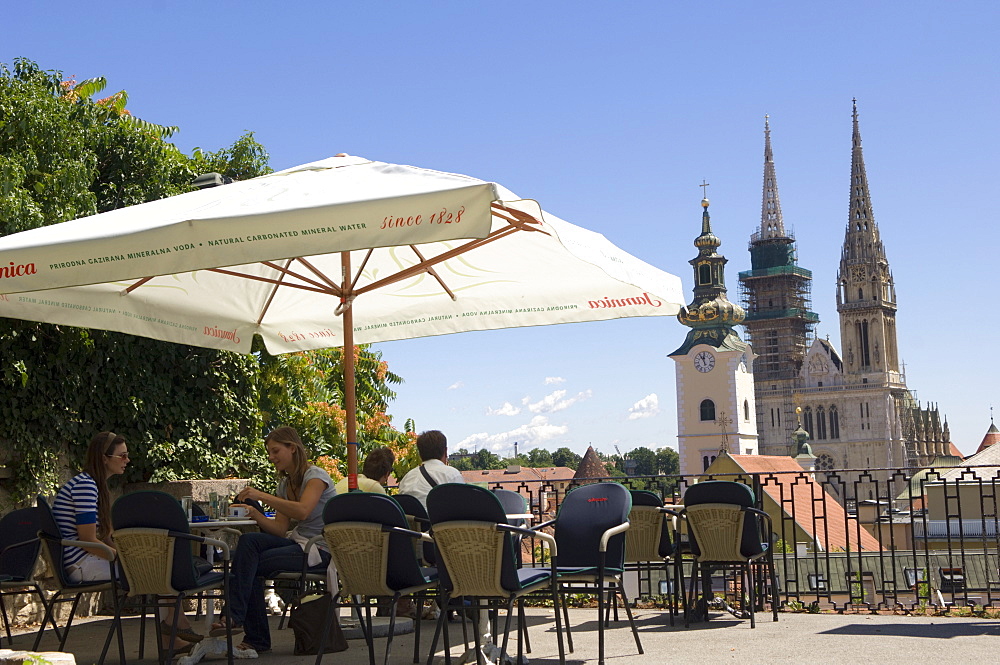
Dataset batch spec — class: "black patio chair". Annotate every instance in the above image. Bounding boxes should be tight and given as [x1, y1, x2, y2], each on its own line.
[318, 491, 438, 665]
[0, 506, 57, 646]
[680, 480, 778, 627]
[427, 483, 563, 665]
[537, 481, 640, 665]
[105, 490, 235, 665]
[33, 496, 125, 663]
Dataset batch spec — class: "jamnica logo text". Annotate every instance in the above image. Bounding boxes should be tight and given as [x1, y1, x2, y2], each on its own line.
[587, 292, 662, 309]
[0, 262, 36, 279]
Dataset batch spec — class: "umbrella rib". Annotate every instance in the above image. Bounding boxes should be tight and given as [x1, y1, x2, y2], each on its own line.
[207, 267, 338, 295]
[408, 245, 456, 301]
[122, 277, 154, 294]
[354, 224, 526, 297]
[254, 258, 293, 326]
[296, 256, 345, 292]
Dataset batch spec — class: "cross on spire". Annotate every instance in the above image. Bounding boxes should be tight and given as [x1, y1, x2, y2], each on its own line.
[700, 180, 710, 198]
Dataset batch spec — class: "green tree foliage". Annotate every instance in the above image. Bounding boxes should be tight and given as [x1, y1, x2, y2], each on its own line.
[473, 448, 504, 470]
[551, 447, 581, 470]
[629, 446, 658, 476]
[526, 447, 553, 467]
[656, 447, 679, 476]
[190, 132, 272, 183]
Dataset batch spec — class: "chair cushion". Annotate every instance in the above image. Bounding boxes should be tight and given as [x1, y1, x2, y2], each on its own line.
[517, 568, 551, 587]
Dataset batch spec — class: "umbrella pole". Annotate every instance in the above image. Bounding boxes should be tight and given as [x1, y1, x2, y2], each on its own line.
[342, 251, 359, 491]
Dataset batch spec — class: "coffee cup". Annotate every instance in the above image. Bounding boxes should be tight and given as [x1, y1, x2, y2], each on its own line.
[229, 504, 250, 519]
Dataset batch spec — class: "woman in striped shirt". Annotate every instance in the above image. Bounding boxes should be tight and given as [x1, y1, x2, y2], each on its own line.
[53, 431, 202, 653]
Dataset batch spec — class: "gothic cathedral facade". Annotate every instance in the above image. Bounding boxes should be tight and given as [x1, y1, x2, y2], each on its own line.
[738, 103, 950, 486]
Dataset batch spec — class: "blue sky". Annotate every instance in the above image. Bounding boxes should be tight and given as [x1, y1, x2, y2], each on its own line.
[6, 1, 999, 457]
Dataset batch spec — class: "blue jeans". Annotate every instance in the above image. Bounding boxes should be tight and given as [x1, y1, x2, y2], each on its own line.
[227, 532, 329, 651]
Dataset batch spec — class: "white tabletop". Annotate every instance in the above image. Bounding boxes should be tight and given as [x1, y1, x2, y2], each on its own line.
[189, 518, 258, 529]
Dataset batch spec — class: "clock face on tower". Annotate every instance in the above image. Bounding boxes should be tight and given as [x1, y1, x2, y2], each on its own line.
[693, 350, 715, 373]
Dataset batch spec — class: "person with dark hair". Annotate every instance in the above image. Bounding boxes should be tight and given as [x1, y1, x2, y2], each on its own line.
[397, 430, 464, 508]
[334, 446, 395, 494]
[53, 431, 200, 652]
[52, 431, 127, 582]
[214, 426, 337, 655]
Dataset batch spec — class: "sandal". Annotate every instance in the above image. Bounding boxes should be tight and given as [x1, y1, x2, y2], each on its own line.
[159, 620, 204, 643]
[209, 618, 244, 637]
[234, 641, 268, 656]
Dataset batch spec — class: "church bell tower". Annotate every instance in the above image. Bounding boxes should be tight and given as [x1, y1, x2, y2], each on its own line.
[670, 195, 759, 475]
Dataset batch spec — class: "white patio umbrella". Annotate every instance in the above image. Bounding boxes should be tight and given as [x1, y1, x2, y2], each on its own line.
[0, 154, 684, 487]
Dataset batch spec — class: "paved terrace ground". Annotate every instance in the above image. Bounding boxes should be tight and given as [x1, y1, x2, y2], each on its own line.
[6, 608, 1000, 665]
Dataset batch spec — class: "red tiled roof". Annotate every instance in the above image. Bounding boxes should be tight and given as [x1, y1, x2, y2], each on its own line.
[460, 466, 576, 485]
[728, 455, 883, 552]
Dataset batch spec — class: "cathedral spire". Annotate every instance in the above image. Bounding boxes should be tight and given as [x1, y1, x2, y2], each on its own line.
[837, 100, 900, 378]
[760, 115, 786, 238]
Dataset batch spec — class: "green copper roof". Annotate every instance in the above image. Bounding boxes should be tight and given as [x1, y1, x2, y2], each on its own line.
[669, 326, 748, 357]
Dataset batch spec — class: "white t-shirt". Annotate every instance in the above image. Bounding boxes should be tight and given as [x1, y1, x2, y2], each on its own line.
[397, 458, 465, 508]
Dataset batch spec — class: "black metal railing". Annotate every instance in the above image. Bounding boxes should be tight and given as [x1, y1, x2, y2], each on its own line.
[455, 464, 1000, 612]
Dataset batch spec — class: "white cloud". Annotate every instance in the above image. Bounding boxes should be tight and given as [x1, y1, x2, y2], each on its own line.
[457, 416, 569, 455]
[447, 381, 464, 391]
[525, 389, 593, 414]
[627, 393, 660, 420]
[544, 376, 565, 385]
[487, 401, 521, 416]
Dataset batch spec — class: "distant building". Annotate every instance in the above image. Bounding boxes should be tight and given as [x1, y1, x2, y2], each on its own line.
[739, 105, 950, 488]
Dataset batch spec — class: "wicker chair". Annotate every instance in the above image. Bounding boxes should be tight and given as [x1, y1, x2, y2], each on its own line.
[623, 490, 680, 625]
[427, 483, 564, 665]
[680, 480, 778, 628]
[107, 490, 235, 665]
[319, 492, 438, 665]
[33, 496, 124, 663]
[394, 493, 436, 566]
[537, 482, 640, 665]
[0, 506, 56, 647]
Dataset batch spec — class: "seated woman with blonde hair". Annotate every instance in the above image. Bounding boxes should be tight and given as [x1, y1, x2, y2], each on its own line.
[212, 426, 337, 655]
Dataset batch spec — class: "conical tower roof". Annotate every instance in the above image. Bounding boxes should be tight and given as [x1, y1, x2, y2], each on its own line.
[976, 419, 1000, 454]
[574, 446, 609, 479]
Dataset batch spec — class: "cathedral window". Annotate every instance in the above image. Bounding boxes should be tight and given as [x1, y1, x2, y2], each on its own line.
[744, 399, 750, 422]
[816, 406, 827, 440]
[830, 406, 840, 439]
[815, 453, 836, 471]
[700, 399, 716, 422]
[770, 409, 775, 427]
[698, 263, 711, 285]
[803, 407, 813, 438]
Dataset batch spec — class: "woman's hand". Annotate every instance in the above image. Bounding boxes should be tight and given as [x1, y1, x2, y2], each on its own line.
[236, 486, 264, 503]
